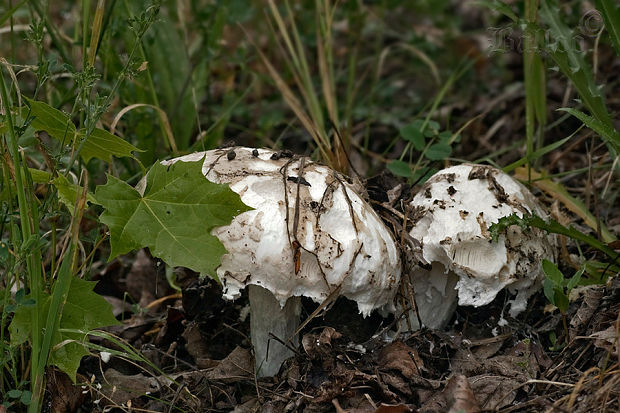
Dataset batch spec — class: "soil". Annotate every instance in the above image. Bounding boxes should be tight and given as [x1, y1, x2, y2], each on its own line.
[45, 216, 619, 412]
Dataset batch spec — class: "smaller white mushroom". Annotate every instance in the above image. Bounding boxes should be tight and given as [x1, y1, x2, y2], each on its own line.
[162, 147, 401, 376]
[405, 164, 556, 329]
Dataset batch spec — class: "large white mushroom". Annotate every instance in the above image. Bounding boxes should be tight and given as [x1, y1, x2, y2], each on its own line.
[161, 147, 401, 377]
[405, 164, 556, 330]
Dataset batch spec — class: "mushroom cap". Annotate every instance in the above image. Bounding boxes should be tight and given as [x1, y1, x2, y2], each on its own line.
[409, 164, 556, 316]
[163, 147, 401, 316]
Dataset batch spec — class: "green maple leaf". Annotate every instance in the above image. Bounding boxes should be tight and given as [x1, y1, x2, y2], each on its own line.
[95, 158, 252, 278]
[10, 277, 119, 381]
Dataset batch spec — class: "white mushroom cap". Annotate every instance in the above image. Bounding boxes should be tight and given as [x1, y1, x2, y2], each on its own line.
[163, 147, 401, 315]
[407, 164, 556, 328]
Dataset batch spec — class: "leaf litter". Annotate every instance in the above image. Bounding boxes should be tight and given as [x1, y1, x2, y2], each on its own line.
[52, 131, 620, 412]
[48, 247, 616, 413]
[62, 147, 620, 411]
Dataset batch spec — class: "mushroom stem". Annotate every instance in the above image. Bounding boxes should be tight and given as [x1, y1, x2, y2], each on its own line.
[249, 284, 301, 377]
[406, 262, 458, 330]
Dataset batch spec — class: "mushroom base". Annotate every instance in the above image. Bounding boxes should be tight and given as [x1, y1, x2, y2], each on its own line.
[405, 262, 458, 330]
[249, 284, 301, 377]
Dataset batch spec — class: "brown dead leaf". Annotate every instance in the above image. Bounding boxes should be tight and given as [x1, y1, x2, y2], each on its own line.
[451, 347, 483, 375]
[302, 327, 342, 360]
[302, 327, 343, 373]
[444, 374, 480, 413]
[589, 325, 620, 356]
[106, 313, 153, 344]
[331, 396, 407, 413]
[205, 346, 253, 380]
[453, 339, 545, 380]
[231, 397, 259, 412]
[154, 306, 186, 347]
[312, 364, 399, 405]
[332, 398, 347, 413]
[312, 367, 358, 404]
[101, 368, 162, 406]
[125, 249, 173, 312]
[418, 387, 447, 413]
[469, 335, 508, 360]
[378, 341, 422, 379]
[570, 285, 604, 341]
[182, 320, 210, 364]
[46, 368, 87, 413]
[419, 374, 485, 413]
[379, 371, 413, 396]
[447, 338, 548, 410]
[467, 375, 520, 410]
[529, 339, 553, 371]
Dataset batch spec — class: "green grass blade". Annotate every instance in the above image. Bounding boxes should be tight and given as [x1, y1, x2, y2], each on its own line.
[1, 66, 43, 413]
[540, 2, 610, 125]
[35, 244, 75, 387]
[503, 133, 574, 173]
[540, 0, 620, 173]
[595, 0, 620, 57]
[523, 0, 546, 174]
[0, 0, 27, 25]
[513, 167, 616, 243]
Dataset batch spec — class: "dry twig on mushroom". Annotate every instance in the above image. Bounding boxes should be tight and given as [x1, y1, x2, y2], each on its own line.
[161, 147, 401, 377]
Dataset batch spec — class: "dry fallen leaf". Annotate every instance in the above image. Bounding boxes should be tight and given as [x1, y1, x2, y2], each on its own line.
[101, 369, 161, 406]
[47, 368, 87, 413]
[570, 285, 604, 341]
[378, 341, 422, 379]
[302, 327, 342, 355]
[205, 346, 253, 380]
[125, 249, 173, 312]
[102, 295, 133, 317]
[181, 321, 210, 366]
[445, 374, 481, 413]
[589, 326, 620, 357]
[467, 375, 520, 410]
[302, 326, 343, 368]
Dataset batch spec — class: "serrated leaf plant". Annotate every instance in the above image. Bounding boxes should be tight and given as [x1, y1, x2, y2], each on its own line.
[489, 213, 619, 267]
[0, 2, 163, 412]
[538, 0, 620, 174]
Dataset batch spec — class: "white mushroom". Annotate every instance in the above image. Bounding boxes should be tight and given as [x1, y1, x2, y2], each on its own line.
[162, 147, 401, 376]
[405, 164, 556, 330]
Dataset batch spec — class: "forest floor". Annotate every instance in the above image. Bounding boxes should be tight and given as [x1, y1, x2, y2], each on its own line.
[66, 250, 619, 412]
